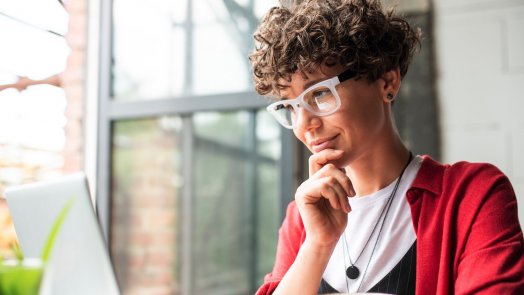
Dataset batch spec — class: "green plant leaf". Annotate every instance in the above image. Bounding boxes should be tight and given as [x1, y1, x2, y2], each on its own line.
[41, 197, 76, 262]
[11, 242, 23, 263]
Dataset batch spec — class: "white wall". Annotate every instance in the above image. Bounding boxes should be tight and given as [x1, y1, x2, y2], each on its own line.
[435, 0, 524, 226]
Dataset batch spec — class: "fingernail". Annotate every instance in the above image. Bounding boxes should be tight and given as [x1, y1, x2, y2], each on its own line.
[332, 150, 344, 157]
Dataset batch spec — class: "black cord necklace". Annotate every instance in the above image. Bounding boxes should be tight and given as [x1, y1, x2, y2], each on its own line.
[343, 152, 413, 283]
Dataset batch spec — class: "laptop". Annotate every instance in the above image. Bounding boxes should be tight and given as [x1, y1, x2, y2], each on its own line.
[4, 173, 120, 295]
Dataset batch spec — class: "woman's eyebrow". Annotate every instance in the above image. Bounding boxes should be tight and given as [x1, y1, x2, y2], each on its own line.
[277, 77, 326, 100]
[303, 78, 325, 90]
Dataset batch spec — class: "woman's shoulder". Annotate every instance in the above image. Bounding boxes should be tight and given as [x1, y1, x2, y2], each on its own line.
[413, 156, 518, 236]
[446, 159, 504, 175]
[418, 155, 513, 198]
[420, 155, 508, 184]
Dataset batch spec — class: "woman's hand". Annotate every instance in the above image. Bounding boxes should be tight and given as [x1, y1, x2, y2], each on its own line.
[295, 149, 354, 250]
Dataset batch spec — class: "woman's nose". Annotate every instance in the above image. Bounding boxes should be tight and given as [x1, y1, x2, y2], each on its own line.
[294, 106, 321, 131]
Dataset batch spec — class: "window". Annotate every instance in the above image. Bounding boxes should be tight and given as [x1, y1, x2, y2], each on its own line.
[0, 0, 70, 256]
[97, 0, 291, 294]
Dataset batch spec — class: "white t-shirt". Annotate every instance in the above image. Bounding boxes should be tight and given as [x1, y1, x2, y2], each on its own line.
[322, 155, 423, 293]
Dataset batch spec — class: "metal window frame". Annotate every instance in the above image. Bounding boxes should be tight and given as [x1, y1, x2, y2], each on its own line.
[96, 0, 295, 294]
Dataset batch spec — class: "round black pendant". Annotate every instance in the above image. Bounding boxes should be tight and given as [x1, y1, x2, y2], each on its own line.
[346, 265, 360, 279]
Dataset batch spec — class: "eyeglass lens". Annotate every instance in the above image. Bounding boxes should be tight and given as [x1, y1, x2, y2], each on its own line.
[275, 86, 337, 127]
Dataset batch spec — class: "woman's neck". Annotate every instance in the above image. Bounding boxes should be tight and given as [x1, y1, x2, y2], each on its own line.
[345, 135, 410, 197]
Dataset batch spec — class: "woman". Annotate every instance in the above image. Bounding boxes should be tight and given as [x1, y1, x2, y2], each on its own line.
[249, 0, 524, 294]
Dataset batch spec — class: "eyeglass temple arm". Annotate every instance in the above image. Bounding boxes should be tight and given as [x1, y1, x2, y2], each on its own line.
[338, 68, 358, 82]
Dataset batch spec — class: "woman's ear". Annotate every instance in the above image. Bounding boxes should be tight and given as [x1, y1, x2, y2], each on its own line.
[381, 68, 401, 103]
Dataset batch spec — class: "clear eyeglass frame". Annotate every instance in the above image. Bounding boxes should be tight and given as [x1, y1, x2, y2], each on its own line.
[266, 68, 356, 129]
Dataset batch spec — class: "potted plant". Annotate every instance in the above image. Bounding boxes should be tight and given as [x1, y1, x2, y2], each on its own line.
[0, 198, 75, 295]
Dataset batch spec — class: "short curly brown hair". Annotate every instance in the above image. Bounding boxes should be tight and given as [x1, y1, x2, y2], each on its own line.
[249, 0, 421, 97]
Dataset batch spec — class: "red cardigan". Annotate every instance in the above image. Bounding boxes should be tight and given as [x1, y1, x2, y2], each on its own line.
[257, 156, 524, 294]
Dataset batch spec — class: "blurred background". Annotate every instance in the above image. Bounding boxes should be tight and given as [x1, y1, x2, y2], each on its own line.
[0, 0, 522, 294]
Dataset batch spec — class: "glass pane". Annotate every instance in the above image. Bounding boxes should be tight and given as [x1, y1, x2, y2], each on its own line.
[191, 110, 281, 294]
[191, 1, 250, 95]
[191, 0, 278, 96]
[192, 111, 252, 294]
[111, 117, 182, 294]
[112, 0, 187, 99]
[112, 0, 278, 100]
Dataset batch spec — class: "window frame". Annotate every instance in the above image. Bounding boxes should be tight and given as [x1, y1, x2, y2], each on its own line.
[95, 0, 296, 293]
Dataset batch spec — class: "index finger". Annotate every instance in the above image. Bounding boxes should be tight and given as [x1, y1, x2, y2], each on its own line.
[309, 149, 344, 177]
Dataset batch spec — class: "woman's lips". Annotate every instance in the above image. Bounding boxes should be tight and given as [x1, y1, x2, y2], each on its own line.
[310, 135, 339, 153]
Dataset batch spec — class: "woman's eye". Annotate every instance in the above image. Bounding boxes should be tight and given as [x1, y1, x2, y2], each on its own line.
[275, 103, 294, 112]
[285, 104, 296, 112]
[313, 90, 329, 99]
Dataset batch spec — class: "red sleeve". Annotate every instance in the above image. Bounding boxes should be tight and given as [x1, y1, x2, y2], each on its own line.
[454, 164, 524, 294]
[256, 201, 306, 295]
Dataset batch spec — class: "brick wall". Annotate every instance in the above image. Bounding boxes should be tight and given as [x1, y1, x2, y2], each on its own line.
[110, 120, 180, 295]
[62, 0, 87, 173]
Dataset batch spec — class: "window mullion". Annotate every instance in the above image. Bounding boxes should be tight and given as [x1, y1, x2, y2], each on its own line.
[180, 115, 194, 295]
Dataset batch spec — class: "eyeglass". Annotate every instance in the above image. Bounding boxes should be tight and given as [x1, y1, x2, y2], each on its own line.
[266, 68, 357, 129]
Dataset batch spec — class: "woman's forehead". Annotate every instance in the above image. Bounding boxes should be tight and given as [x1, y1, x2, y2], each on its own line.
[277, 66, 343, 97]
[276, 73, 310, 99]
